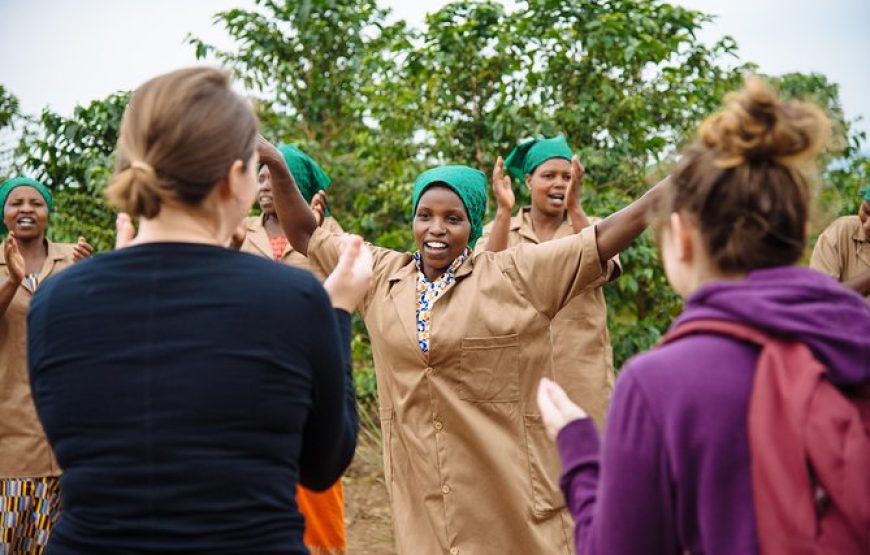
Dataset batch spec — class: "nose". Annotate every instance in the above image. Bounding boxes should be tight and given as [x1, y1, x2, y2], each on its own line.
[429, 218, 447, 235]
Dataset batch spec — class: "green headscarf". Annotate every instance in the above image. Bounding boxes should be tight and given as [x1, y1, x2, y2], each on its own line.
[504, 136, 573, 182]
[0, 177, 54, 234]
[278, 144, 332, 214]
[863, 183, 870, 202]
[412, 165, 488, 249]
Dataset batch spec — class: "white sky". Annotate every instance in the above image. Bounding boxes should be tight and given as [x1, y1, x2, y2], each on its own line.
[1, 0, 867, 138]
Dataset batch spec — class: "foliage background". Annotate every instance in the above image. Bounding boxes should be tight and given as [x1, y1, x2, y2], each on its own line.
[2, 0, 867, 400]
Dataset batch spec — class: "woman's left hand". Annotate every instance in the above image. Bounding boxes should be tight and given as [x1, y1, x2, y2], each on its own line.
[310, 190, 329, 227]
[537, 377, 588, 440]
[565, 156, 586, 210]
[72, 236, 94, 262]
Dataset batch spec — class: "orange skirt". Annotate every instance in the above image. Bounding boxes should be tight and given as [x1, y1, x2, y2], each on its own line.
[297, 481, 346, 555]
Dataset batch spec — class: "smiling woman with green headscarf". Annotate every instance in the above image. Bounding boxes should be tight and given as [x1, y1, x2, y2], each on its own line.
[1, 176, 92, 554]
[259, 136, 670, 554]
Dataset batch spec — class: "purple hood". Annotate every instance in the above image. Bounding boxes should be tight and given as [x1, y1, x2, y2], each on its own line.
[673, 266, 870, 386]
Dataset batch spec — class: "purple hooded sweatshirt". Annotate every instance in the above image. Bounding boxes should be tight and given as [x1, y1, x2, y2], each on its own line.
[557, 266, 870, 555]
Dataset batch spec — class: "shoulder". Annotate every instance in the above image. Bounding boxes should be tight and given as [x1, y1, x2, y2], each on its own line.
[619, 332, 758, 409]
[820, 215, 861, 240]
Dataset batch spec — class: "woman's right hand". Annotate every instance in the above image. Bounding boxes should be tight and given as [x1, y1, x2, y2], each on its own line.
[323, 234, 373, 313]
[492, 156, 515, 214]
[256, 135, 289, 176]
[4, 233, 25, 284]
[537, 377, 588, 440]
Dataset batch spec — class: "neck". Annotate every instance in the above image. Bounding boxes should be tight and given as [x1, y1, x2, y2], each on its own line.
[132, 203, 227, 247]
[684, 265, 746, 297]
[262, 212, 284, 237]
[16, 233, 48, 261]
[528, 204, 565, 234]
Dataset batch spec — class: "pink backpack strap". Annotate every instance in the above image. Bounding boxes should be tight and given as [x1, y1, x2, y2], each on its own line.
[662, 318, 772, 348]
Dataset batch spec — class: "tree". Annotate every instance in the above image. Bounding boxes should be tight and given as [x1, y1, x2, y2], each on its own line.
[12, 92, 129, 250]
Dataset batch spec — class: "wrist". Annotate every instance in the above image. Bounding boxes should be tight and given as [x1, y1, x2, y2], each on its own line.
[495, 206, 513, 220]
[4, 276, 21, 288]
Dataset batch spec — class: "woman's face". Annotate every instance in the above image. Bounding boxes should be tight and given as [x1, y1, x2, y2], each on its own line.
[413, 185, 471, 277]
[257, 165, 275, 215]
[4, 186, 49, 240]
[526, 158, 572, 217]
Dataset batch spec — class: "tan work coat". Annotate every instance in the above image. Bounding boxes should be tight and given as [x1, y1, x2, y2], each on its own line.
[476, 208, 621, 426]
[810, 215, 870, 299]
[0, 239, 75, 479]
[239, 214, 343, 280]
[307, 225, 607, 555]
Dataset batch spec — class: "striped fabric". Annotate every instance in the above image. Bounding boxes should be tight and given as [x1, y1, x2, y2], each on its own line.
[1, 477, 60, 554]
[269, 236, 289, 261]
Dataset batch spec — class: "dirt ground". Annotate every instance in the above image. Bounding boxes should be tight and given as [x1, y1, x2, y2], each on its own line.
[343, 402, 397, 554]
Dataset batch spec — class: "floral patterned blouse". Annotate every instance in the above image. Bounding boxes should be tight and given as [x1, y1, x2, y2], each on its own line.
[414, 249, 469, 358]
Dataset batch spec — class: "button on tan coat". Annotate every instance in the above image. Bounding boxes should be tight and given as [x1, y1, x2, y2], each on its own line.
[307, 226, 607, 555]
[475, 208, 620, 427]
[810, 215, 870, 300]
[239, 214, 343, 280]
[0, 239, 75, 479]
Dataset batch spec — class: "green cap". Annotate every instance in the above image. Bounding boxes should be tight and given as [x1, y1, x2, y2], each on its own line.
[863, 183, 870, 202]
[278, 144, 332, 214]
[412, 165, 488, 248]
[504, 136, 573, 182]
[0, 177, 54, 234]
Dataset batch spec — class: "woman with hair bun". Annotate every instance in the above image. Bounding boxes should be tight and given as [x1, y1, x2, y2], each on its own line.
[26, 67, 371, 554]
[538, 77, 870, 554]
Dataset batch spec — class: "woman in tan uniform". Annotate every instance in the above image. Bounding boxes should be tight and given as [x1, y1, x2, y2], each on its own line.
[476, 136, 620, 426]
[237, 145, 348, 555]
[810, 187, 870, 298]
[239, 144, 343, 281]
[262, 139, 668, 554]
[0, 177, 92, 554]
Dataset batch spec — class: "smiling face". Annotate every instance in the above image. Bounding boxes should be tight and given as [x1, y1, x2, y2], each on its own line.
[3, 186, 49, 240]
[256, 165, 275, 216]
[525, 157, 572, 217]
[413, 185, 472, 280]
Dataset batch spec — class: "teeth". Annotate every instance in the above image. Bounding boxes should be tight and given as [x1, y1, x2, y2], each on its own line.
[18, 218, 35, 224]
[426, 242, 447, 248]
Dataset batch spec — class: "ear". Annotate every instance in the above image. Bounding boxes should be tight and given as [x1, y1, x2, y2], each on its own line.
[669, 212, 694, 263]
[525, 173, 532, 190]
[224, 159, 249, 200]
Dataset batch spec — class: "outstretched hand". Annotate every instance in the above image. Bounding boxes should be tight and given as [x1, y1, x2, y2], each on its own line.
[492, 156, 515, 213]
[310, 190, 329, 227]
[323, 234, 373, 313]
[72, 236, 94, 262]
[537, 377, 588, 440]
[4, 233, 25, 283]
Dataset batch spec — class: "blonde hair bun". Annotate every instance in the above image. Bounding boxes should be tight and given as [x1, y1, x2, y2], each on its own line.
[699, 75, 830, 170]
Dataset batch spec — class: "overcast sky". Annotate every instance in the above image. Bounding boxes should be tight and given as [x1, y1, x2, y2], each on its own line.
[1, 0, 867, 138]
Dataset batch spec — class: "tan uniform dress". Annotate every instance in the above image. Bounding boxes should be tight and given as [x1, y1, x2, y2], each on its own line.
[476, 208, 620, 426]
[307, 225, 607, 555]
[0, 239, 76, 480]
[810, 215, 870, 299]
[239, 214, 343, 281]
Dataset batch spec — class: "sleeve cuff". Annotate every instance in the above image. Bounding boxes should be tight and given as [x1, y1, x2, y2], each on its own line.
[556, 417, 600, 471]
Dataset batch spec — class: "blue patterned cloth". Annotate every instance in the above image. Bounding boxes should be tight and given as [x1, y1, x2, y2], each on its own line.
[414, 249, 469, 358]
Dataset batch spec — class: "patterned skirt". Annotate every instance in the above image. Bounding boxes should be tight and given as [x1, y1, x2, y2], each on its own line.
[1, 477, 60, 555]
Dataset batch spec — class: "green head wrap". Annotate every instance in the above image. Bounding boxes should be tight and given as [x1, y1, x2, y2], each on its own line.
[504, 136, 573, 182]
[0, 177, 54, 234]
[863, 183, 870, 202]
[278, 144, 332, 214]
[412, 165, 488, 249]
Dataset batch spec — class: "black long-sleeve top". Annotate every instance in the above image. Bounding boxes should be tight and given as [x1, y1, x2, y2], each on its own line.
[27, 242, 358, 554]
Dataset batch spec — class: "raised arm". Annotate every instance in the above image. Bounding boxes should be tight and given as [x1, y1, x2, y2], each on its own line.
[257, 136, 318, 255]
[594, 176, 670, 262]
[481, 156, 515, 253]
[566, 156, 591, 233]
[1, 235, 25, 317]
